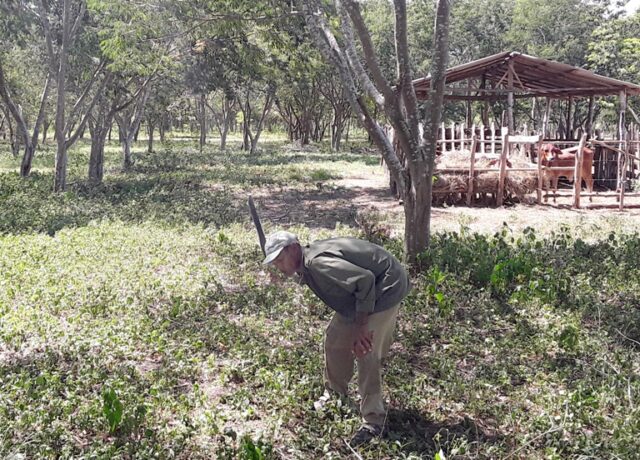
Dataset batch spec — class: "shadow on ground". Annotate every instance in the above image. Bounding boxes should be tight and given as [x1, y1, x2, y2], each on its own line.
[385, 408, 503, 455]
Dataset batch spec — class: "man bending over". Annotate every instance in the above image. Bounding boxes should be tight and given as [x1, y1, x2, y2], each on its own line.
[263, 231, 410, 446]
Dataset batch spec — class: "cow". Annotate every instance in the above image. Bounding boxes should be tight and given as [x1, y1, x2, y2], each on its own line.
[539, 143, 594, 202]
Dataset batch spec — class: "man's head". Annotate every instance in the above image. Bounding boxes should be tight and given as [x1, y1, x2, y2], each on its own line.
[263, 231, 303, 276]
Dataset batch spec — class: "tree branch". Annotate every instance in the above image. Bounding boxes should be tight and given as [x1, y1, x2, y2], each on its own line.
[341, 0, 416, 165]
[298, 0, 407, 191]
[336, 0, 384, 107]
[37, 0, 58, 73]
[0, 62, 30, 147]
[70, 1, 87, 41]
[65, 73, 113, 149]
[30, 71, 55, 147]
[394, 0, 420, 147]
[67, 59, 107, 132]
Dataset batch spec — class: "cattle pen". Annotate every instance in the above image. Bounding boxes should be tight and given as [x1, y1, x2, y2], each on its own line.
[411, 52, 640, 210]
[431, 122, 640, 210]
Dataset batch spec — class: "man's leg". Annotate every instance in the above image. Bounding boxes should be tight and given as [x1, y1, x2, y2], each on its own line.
[357, 304, 400, 426]
[323, 311, 355, 395]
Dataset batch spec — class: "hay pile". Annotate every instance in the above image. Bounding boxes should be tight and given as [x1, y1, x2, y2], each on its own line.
[432, 150, 538, 205]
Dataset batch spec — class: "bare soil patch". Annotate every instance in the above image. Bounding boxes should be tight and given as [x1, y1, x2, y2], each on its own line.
[256, 165, 640, 236]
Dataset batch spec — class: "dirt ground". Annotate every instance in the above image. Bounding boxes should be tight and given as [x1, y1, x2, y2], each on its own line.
[329, 167, 640, 237]
[250, 152, 640, 237]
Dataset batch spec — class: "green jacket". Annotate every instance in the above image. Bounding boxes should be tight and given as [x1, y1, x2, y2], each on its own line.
[301, 237, 410, 318]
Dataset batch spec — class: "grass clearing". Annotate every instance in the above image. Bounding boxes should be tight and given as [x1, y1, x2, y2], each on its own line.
[1, 138, 639, 459]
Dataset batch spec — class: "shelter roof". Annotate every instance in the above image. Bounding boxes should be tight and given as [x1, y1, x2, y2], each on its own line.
[413, 51, 640, 100]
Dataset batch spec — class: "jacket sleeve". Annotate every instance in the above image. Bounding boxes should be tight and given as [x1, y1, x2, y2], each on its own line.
[309, 256, 376, 313]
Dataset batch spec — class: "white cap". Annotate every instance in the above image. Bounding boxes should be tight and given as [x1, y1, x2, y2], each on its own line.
[262, 231, 299, 265]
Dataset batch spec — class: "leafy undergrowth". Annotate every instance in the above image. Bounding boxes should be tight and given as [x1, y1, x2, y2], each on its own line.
[1, 140, 639, 459]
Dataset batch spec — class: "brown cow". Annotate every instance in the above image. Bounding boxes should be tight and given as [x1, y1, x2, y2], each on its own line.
[539, 143, 594, 202]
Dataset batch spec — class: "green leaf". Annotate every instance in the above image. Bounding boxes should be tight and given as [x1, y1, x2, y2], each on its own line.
[102, 388, 123, 433]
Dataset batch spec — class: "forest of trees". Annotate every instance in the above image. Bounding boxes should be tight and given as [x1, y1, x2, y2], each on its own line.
[0, 0, 639, 259]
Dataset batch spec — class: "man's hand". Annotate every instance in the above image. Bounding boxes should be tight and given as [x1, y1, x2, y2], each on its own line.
[352, 324, 374, 359]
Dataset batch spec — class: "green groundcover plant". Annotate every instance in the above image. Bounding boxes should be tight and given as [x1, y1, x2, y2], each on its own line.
[1, 139, 638, 459]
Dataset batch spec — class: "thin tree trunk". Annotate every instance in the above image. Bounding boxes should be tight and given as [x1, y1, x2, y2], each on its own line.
[42, 119, 50, 144]
[147, 123, 154, 152]
[88, 113, 111, 183]
[0, 62, 54, 176]
[0, 104, 19, 158]
[53, 0, 71, 192]
[249, 89, 275, 155]
[241, 93, 251, 151]
[220, 118, 228, 151]
[199, 93, 206, 151]
[123, 136, 133, 169]
[116, 86, 150, 170]
[159, 114, 166, 142]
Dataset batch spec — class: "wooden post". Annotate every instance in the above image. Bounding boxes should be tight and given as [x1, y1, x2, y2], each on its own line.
[542, 97, 551, 139]
[470, 123, 476, 152]
[450, 122, 455, 152]
[619, 149, 627, 211]
[586, 95, 594, 139]
[573, 134, 587, 209]
[507, 61, 514, 133]
[467, 134, 478, 206]
[617, 90, 627, 201]
[566, 97, 573, 140]
[530, 97, 537, 133]
[537, 137, 544, 204]
[466, 81, 473, 126]
[497, 129, 510, 206]
[480, 124, 486, 154]
[491, 121, 496, 154]
[441, 122, 446, 152]
[462, 122, 467, 151]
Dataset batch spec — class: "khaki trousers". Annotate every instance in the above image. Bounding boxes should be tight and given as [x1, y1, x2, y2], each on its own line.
[323, 304, 400, 426]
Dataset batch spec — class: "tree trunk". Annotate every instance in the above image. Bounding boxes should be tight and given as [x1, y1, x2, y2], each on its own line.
[220, 119, 228, 151]
[0, 62, 53, 176]
[299, 0, 450, 265]
[330, 103, 349, 152]
[115, 115, 132, 169]
[1, 107, 19, 157]
[0, 110, 5, 139]
[249, 90, 275, 155]
[88, 134, 106, 182]
[123, 136, 133, 169]
[199, 94, 207, 151]
[159, 116, 165, 142]
[403, 178, 430, 266]
[53, 0, 71, 192]
[20, 144, 36, 176]
[115, 87, 149, 170]
[147, 123, 155, 152]
[88, 116, 109, 183]
[241, 95, 251, 151]
[42, 119, 50, 144]
[331, 108, 343, 152]
[413, 0, 451, 262]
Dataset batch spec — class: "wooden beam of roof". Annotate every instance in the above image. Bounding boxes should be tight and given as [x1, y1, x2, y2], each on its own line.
[413, 51, 640, 100]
